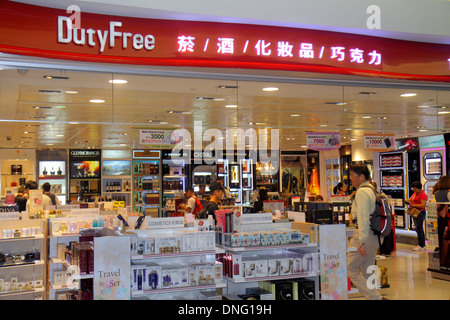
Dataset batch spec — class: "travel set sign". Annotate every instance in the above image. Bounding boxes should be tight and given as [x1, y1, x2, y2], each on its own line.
[0, 2, 449, 82]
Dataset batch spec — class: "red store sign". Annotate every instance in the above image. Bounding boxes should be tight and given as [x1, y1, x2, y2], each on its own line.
[0, 1, 449, 82]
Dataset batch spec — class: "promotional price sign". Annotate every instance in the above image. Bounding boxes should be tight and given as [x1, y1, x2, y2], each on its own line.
[306, 132, 340, 151]
[364, 134, 395, 152]
[139, 129, 179, 148]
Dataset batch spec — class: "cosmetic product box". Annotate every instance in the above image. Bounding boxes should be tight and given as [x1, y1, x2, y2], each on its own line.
[242, 257, 256, 278]
[254, 258, 269, 277]
[161, 264, 189, 288]
[279, 258, 293, 275]
[53, 270, 66, 286]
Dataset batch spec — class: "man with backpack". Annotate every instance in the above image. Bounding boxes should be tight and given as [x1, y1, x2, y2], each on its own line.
[347, 163, 384, 300]
[178, 187, 203, 219]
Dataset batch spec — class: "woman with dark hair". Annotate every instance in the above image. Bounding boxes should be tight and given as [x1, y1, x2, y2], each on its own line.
[253, 188, 268, 213]
[333, 182, 347, 196]
[406, 181, 428, 251]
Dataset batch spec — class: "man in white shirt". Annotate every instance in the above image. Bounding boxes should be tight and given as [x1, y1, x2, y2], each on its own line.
[25, 180, 53, 214]
[178, 187, 203, 219]
[347, 163, 383, 300]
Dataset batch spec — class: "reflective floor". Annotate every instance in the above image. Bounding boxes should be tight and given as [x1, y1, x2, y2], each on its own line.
[349, 243, 450, 300]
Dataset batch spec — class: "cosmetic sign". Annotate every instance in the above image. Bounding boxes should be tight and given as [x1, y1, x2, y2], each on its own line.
[94, 236, 130, 300]
[319, 224, 348, 300]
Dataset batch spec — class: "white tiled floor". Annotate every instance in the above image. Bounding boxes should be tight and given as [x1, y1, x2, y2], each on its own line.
[349, 243, 450, 300]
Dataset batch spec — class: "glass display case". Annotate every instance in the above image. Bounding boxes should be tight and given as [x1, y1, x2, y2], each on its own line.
[132, 150, 161, 217]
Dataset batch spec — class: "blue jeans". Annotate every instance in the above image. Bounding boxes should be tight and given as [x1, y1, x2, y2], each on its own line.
[413, 211, 426, 247]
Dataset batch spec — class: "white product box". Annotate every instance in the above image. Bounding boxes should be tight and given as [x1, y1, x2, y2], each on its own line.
[53, 271, 66, 286]
[279, 258, 293, 275]
[129, 234, 138, 255]
[214, 262, 223, 283]
[161, 265, 189, 288]
[242, 259, 256, 278]
[254, 258, 268, 277]
[194, 264, 215, 285]
[267, 257, 279, 276]
[153, 234, 182, 254]
[181, 232, 194, 252]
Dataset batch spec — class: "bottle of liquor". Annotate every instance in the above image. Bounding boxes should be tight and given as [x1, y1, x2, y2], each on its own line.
[344, 206, 350, 226]
[57, 166, 62, 175]
[339, 206, 344, 224]
[106, 182, 110, 192]
[42, 166, 48, 176]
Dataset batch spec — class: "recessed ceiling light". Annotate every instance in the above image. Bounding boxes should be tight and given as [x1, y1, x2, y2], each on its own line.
[90, 99, 105, 103]
[43, 75, 69, 80]
[362, 116, 372, 119]
[148, 120, 153, 123]
[419, 129, 428, 132]
[225, 105, 238, 108]
[109, 79, 128, 84]
[55, 134, 64, 137]
[336, 102, 347, 106]
[262, 87, 279, 92]
[438, 111, 450, 114]
[46, 143, 54, 146]
[159, 121, 168, 124]
[23, 131, 29, 134]
[65, 90, 78, 94]
[401, 93, 417, 97]
[119, 144, 127, 147]
[290, 114, 300, 117]
[350, 138, 357, 141]
[68, 122, 79, 125]
[320, 124, 328, 127]
[54, 105, 66, 109]
[213, 98, 225, 101]
[301, 145, 307, 148]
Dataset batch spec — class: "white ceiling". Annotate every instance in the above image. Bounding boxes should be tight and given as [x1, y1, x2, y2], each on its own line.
[0, 66, 449, 151]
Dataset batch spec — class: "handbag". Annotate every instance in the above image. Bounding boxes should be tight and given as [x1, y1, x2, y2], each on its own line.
[406, 206, 421, 218]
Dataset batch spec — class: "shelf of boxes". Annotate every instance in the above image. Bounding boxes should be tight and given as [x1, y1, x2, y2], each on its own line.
[218, 220, 321, 300]
[128, 228, 225, 299]
[0, 219, 46, 300]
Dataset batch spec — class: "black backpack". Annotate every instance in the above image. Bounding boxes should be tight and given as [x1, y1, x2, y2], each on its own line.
[196, 201, 216, 220]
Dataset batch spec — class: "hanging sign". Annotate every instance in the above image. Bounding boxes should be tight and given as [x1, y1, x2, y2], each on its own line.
[307, 132, 340, 151]
[139, 129, 180, 148]
[364, 133, 395, 151]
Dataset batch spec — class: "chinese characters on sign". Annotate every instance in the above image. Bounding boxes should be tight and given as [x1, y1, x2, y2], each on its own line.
[177, 35, 382, 66]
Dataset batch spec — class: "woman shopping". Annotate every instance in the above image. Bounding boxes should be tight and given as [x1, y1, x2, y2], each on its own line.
[406, 181, 428, 251]
[333, 182, 347, 196]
